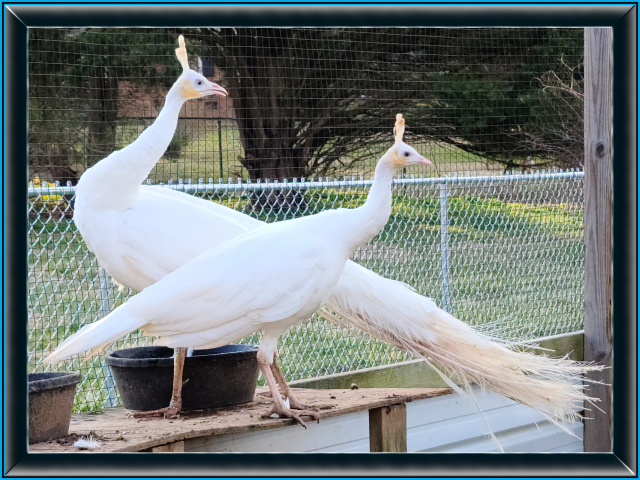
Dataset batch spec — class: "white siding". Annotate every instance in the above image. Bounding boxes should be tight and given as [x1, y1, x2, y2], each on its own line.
[183, 410, 370, 452]
[407, 388, 582, 453]
[183, 389, 583, 453]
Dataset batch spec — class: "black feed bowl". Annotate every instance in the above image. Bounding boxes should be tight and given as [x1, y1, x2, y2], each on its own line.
[105, 345, 260, 411]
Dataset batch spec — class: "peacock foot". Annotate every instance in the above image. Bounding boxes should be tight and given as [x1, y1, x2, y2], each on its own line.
[127, 401, 182, 420]
[287, 396, 335, 412]
[260, 404, 320, 429]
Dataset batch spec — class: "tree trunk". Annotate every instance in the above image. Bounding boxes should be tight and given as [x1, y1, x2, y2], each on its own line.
[28, 132, 80, 185]
[221, 35, 309, 212]
[47, 143, 79, 185]
[87, 66, 119, 167]
[237, 122, 309, 213]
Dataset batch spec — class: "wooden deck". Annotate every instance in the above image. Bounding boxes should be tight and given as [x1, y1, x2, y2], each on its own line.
[29, 387, 450, 453]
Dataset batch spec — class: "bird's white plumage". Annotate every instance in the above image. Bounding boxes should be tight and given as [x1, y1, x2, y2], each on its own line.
[130, 215, 349, 358]
[47, 137, 431, 368]
[48, 38, 603, 431]
[75, 186, 256, 292]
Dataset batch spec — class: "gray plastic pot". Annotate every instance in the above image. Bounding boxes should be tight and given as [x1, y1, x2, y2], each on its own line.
[105, 345, 260, 411]
[29, 371, 81, 444]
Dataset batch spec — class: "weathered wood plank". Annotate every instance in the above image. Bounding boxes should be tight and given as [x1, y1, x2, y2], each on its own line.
[291, 359, 450, 390]
[526, 331, 585, 361]
[28, 388, 449, 453]
[291, 331, 585, 390]
[583, 27, 613, 453]
[369, 404, 407, 452]
[27, 330, 586, 454]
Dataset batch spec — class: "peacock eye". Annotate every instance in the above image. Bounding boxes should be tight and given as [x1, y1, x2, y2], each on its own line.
[404, 152, 410, 157]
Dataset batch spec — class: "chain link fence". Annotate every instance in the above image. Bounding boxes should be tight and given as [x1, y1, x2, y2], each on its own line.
[27, 27, 587, 411]
[28, 170, 585, 411]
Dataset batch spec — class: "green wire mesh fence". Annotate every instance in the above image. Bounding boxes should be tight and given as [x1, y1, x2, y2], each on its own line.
[27, 27, 587, 411]
[29, 27, 584, 184]
[28, 171, 585, 411]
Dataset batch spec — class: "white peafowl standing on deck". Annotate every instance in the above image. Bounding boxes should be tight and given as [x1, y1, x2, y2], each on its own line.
[47, 115, 433, 426]
[47, 36, 602, 432]
[72, 35, 227, 294]
[60, 36, 228, 417]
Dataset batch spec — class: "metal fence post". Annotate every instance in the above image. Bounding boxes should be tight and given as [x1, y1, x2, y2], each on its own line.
[439, 182, 452, 313]
[218, 119, 224, 179]
[98, 267, 118, 408]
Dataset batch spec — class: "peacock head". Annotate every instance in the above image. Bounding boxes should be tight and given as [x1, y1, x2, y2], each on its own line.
[174, 35, 228, 99]
[384, 114, 432, 168]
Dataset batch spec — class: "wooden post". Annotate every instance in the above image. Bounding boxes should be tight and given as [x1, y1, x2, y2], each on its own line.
[369, 404, 407, 452]
[149, 441, 185, 452]
[583, 27, 613, 453]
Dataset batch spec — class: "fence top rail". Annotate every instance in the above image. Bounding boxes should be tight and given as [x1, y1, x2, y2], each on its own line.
[28, 170, 584, 197]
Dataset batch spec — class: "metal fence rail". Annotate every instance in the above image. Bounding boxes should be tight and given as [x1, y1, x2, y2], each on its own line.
[28, 170, 585, 411]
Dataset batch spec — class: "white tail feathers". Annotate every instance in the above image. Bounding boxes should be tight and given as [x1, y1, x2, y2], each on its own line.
[324, 261, 604, 427]
[44, 305, 142, 364]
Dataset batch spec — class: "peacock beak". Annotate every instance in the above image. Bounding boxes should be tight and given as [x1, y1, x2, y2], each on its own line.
[207, 81, 228, 96]
[415, 155, 432, 166]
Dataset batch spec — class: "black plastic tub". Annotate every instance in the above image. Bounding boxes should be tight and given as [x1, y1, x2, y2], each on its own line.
[105, 345, 260, 411]
[29, 371, 81, 444]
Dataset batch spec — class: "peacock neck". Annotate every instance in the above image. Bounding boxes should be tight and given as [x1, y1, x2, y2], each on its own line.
[341, 152, 397, 252]
[118, 83, 186, 180]
[364, 158, 396, 217]
[79, 81, 187, 209]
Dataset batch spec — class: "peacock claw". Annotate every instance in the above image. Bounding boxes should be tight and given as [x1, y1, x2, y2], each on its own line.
[127, 403, 182, 420]
[289, 402, 318, 411]
[260, 405, 320, 429]
[287, 399, 336, 411]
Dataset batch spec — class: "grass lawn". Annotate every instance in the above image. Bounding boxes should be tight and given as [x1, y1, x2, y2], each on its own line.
[113, 121, 504, 185]
[28, 173, 584, 412]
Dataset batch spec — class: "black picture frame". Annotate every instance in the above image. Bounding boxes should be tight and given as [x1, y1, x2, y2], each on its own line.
[4, 3, 636, 476]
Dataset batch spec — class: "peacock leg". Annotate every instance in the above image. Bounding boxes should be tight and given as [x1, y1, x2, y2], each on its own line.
[257, 350, 319, 428]
[269, 352, 334, 411]
[129, 347, 187, 419]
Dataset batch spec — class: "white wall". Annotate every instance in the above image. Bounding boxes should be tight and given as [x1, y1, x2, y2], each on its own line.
[183, 411, 371, 453]
[406, 387, 583, 453]
[183, 388, 582, 453]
